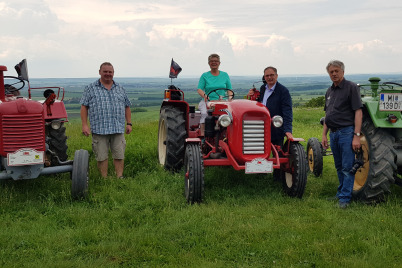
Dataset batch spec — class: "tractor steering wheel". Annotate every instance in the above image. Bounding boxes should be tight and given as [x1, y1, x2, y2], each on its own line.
[383, 82, 402, 88]
[207, 88, 235, 101]
[4, 76, 26, 94]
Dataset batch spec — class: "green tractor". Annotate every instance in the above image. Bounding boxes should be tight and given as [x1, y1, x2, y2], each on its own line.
[308, 77, 402, 203]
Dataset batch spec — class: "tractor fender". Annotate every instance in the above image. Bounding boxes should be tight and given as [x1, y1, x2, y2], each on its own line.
[185, 137, 201, 144]
[287, 137, 305, 142]
[283, 139, 304, 153]
[363, 100, 402, 128]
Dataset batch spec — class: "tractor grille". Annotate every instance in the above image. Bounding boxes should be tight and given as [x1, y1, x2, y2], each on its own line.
[243, 120, 265, 154]
[1, 114, 45, 154]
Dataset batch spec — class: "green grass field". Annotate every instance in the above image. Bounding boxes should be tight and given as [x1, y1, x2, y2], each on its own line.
[1, 107, 401, 267]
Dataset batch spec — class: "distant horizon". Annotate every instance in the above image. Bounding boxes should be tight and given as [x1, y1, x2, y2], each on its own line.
[26, 72, 402, 80]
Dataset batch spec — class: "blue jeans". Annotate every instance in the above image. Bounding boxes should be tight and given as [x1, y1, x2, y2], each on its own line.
[329, 126, 355, 203]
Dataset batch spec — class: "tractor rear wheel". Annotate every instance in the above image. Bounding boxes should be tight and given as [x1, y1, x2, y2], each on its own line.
[47, 124, 68, 165]
[71, 149, 89, 199]
[158, 106, 187, 171]
[307, 137, 323, 177]
[281, 142, 308, 198]
[353, 113, 396, 203]
[184, 143, 204, 204]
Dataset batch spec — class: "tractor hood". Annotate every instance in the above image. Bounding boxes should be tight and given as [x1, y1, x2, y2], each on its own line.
[0, 98, 43, 115]
[211, 99, 269, 118]
[212, 99, 272, 164]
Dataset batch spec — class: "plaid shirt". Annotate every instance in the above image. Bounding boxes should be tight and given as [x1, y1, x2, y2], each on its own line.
[80, 79, 131, 135]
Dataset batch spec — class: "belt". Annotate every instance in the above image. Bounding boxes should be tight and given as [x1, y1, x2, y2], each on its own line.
[330, 126, 351, 132]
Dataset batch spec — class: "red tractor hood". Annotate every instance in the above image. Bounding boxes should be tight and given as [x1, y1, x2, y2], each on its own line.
[212, 99, 272, 164]
[0, 98, 43, 115]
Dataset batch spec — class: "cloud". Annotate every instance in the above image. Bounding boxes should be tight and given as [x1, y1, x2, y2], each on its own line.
[1, 0, 402, 77]
[0, 1, 59, 36]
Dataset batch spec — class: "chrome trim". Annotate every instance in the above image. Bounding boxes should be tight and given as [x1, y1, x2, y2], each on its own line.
[243, 120, 265, 155]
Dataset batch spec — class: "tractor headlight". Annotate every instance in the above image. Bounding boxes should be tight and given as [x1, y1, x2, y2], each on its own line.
[218, 114, 232, 127]
[51, 120, 62, 130]
[272, 115, 283, 128]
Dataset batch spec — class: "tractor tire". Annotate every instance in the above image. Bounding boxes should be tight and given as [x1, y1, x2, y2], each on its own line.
[47, 124, 68, 165]
[71, 149, 89, 199]
[158, 106, 187, 171]
[184, 143, 204, 204]
[307, 137, 323, 177]
[353, 113, 396, 203]
[281, 142, 308, 198]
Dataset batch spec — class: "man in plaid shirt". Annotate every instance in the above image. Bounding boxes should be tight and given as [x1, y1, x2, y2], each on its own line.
[80, 62, 132, 178]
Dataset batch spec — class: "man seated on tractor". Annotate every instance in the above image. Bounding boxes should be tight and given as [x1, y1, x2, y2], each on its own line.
[248, 66, 293, 147]
[197, 53, 232, 136]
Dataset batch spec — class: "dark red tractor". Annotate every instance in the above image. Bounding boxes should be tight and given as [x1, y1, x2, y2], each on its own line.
[0, 59, 89, 199]
[158, 84, 308, 204]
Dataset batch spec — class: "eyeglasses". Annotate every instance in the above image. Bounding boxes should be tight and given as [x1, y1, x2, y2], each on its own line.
[209, 60, 220, 63]
[265, 74, 276, 77]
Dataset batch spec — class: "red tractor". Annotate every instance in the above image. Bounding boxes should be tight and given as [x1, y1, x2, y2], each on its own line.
[0, 59, 89, 199]
[158, 85, 308, 204]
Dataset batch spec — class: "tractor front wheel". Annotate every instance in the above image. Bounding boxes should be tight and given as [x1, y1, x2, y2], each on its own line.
[71, 149, 89, 199]
[184, 143, 204, 204]
[158, 106, 186, 171]
[281, 142, 308, 198]
[307, 137, 323, 177]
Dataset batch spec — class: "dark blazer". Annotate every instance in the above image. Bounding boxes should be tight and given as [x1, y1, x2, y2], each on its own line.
[257, 81, 293, 143]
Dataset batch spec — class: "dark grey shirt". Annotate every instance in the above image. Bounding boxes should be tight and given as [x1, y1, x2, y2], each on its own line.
[324, 78, 362, 129]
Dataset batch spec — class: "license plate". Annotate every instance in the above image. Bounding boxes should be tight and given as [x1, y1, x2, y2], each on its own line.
[379, 93, 402, 111]
[7, 149, 44, 166]
[245, 158, 273, 174]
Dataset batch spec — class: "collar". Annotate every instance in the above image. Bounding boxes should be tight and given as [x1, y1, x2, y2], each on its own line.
[96, 79, 115, 89]
[265, 82, 277, 92]
[331, 78, 346, 90]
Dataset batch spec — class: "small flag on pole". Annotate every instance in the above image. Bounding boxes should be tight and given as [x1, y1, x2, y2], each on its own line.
[169, 58, 182, 78]
[14, 59, 29, 81]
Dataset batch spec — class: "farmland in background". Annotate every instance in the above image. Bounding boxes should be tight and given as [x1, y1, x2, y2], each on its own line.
[25, 73, 402, 119]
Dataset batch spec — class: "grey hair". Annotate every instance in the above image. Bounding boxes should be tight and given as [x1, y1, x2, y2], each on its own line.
[208, 53, 220, 62]
[263, 66, 278, 74]
[326, 60, 345, 72]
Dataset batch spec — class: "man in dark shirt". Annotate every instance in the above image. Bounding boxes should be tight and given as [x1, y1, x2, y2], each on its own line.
[248, 66, 293, 146]
[322, 60, 362, 209]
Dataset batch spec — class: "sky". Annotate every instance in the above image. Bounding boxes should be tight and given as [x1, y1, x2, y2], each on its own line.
[1, 0, 402, 78]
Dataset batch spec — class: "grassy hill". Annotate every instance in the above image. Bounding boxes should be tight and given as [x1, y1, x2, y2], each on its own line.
[1, 107, 401, 267]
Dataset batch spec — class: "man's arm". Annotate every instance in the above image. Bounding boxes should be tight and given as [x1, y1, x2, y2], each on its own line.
[281, 87, 293, 134]
[125, 106, 132, 134]
[352, 108, 362, 151]
[80, 105, 91, 137]
[322, 122, 329, 149]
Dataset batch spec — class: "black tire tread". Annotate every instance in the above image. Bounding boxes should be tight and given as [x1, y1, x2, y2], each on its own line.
[71, 149, 89, 199]
[307, 137, 323, 177]
[47, 125, 68, 165]
[281, 143, 308, 198]
[353, 113, 396, 203]
[184, 144, 204, 204]
[159, 106, 186, 171]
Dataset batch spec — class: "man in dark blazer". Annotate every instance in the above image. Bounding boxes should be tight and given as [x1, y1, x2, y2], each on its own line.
[248, 66, 293, 146]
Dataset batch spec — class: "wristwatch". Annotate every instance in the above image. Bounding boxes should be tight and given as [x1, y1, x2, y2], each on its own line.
[354, 132, 361, 136]
[127, 123, 132, 126]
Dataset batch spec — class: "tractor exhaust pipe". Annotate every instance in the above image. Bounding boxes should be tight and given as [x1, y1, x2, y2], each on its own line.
[0, 65, 7, 101]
